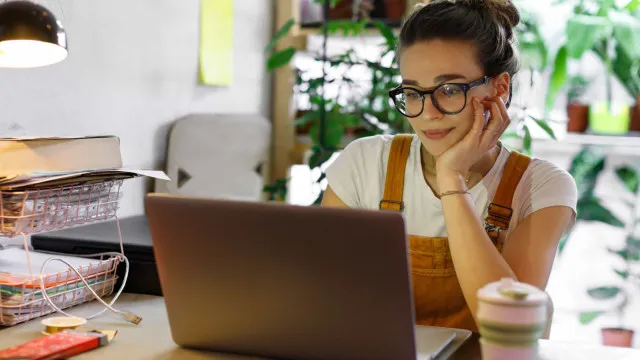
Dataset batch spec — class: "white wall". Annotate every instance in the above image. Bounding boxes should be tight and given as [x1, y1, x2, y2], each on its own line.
[0, 0, 272, 217]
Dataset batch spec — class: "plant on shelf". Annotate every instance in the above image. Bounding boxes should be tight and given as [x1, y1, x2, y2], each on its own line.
[545, 0, 640, 134]
[264, 0, 557, 204]
[566, 75, 591, 132]
[562, 146, 640, 347]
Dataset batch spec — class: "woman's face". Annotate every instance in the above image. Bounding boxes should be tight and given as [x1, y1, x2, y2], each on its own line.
[398, 39, 506, 157]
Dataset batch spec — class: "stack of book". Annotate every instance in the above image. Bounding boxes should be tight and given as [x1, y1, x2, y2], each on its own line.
[0, 136, 169, 237]
[0, 135, 169, 325]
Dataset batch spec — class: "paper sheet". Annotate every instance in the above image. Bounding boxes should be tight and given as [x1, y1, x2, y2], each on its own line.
[198, 0, 233, 85]
[0, 168, 170, 190]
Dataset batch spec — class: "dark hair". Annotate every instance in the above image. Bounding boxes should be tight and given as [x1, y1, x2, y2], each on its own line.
[398, 0, 521, 106]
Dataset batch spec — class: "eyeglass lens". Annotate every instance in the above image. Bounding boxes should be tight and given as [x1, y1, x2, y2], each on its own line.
[394, 84, 467, 116]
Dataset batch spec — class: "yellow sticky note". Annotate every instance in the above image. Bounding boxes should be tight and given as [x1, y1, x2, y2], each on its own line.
[199, 0, 233, 86]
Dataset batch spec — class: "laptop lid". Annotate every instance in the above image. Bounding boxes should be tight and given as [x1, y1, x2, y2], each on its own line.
[144, 193, 417, 360]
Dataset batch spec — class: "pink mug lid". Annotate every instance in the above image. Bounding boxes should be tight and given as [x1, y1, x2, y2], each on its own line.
[477, 277, 548, 306]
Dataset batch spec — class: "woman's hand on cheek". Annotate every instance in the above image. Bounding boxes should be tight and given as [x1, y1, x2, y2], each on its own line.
[434, 96, 510, 187]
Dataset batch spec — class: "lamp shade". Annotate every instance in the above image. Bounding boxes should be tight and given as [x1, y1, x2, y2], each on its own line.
[0, 1, 68, 68]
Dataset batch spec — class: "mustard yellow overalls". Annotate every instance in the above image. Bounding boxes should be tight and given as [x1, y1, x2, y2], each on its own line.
[379, 134, 531, 332]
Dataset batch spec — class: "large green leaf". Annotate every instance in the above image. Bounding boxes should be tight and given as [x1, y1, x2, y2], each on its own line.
[609, 247, 640, 261]
[615, 166, 639, 194]
[264, 18, 295, 55]
[594, 39, 640, 99]
[372, 20, 397, 50]
[568, 147, 606, 201]
[267, 47, 296, 71]
[615, 269, 630, 279]
[587, 286, 622, 300]
[529, 115, 557, 139]
[579, 311, 605, 324]
[522, 124, 532, 155]
[566, 15, 610, 59]
[626, 0, 640, 12]
[609, 10, 640, 59]
[545, 46, 567, 112]
[576, 196, 624, 227]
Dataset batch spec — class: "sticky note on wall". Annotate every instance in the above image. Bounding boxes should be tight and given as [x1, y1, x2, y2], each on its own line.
[199, 0, 233, 86]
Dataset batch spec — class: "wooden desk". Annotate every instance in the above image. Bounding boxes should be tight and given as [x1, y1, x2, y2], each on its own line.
[1, 294, 639, 359]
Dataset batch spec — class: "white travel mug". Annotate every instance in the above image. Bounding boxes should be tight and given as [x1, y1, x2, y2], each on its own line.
[477, 277, 549, 360]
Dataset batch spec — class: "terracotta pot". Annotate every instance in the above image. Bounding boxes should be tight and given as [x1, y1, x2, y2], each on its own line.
[327, 0, 406, 22]
[384, 0, 406, 21]
[630, 95, 640, 132]
[566, 103, 589, 133]
[601, 327, 634, 347]
[327, 1, 353, 19]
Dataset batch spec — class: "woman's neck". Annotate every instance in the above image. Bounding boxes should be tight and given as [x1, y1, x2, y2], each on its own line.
[421, 144, 501, 187]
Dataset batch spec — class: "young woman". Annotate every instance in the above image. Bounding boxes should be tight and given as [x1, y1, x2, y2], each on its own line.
[322, 0, 578, 333]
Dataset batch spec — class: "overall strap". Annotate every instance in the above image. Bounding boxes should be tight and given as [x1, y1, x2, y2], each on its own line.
[380, 134, 414, 211]
[485, 150, 531, 251]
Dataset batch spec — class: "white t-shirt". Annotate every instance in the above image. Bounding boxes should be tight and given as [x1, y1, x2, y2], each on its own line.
[325, 134, 578, 239]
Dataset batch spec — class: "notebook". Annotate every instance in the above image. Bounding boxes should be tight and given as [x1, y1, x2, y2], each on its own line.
[0, 248, 116, 288]
[0, 136, 122, 178]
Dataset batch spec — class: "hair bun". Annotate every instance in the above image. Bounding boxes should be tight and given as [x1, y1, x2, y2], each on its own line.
[427, 0, 520, 29]
[486, 0, 520, 29]
[465, 0, 520, 29]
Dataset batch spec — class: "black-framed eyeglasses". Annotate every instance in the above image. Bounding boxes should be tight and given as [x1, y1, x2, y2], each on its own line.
[388, 76, 490, 117]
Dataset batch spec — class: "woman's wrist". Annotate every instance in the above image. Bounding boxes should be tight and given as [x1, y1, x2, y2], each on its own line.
[437, 170, 468, 194]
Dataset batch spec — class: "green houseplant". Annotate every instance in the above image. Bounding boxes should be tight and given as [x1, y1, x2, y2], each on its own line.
[546, 0, 640, 133]
[264, 0, 556, 204]
[563, 146, 639, 347]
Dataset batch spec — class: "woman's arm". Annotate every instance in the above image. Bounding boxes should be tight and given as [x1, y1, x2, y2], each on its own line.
[435, 95, 576, 324]
[321, 186, 349, 208]
[438, 172, 573, 323]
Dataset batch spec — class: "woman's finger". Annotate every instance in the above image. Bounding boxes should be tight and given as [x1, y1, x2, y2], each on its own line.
[494, 96, 511, 131]
[480, 99, 503, 147]
[498, 97, 510, 118]
[469, 97, 486, 138]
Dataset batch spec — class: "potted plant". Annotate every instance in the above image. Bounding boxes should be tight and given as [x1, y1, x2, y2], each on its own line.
[545, 0, 640, 131]
[574, 160, 639, 347]
[566, 75, 590, 133]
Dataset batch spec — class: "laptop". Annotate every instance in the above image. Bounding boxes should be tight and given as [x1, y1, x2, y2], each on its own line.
[144, 193, 466, 360]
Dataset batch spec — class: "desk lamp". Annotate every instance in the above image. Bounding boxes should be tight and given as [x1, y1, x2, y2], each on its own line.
[0, 0, 67, 68]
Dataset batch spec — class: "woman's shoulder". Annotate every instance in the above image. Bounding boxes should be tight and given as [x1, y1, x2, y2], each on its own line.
[326, 134, 411, 208]
[509, 150, 578, 219]
[498, 146, 575, 190]
[527, 156, 577, 190]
